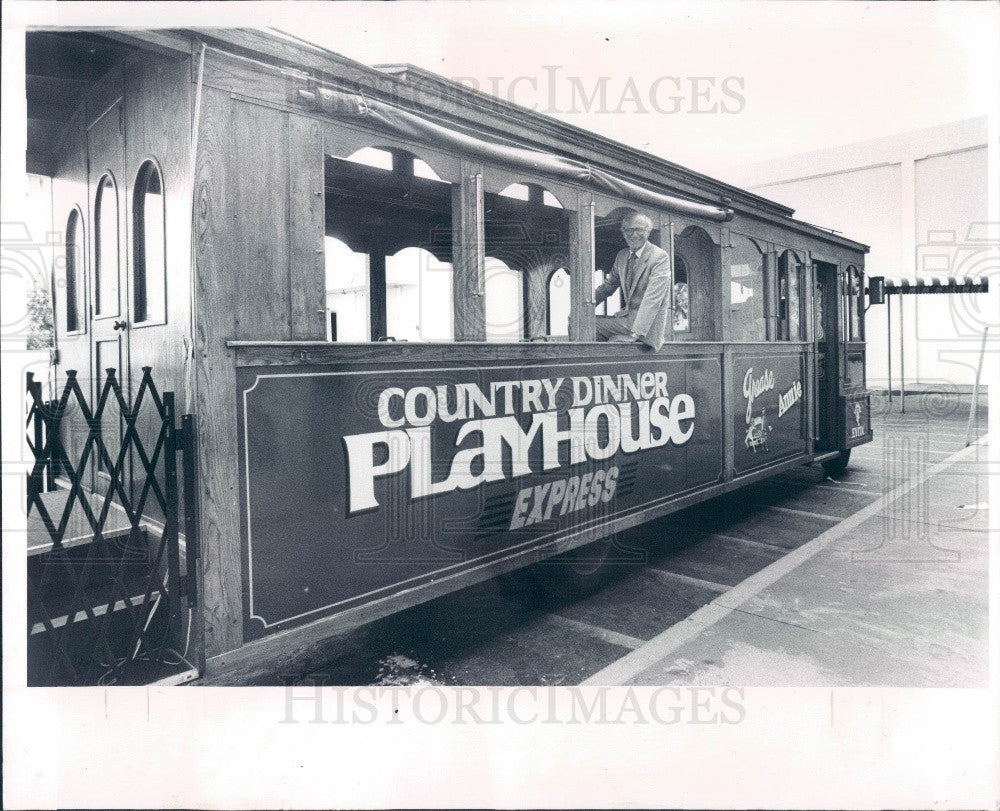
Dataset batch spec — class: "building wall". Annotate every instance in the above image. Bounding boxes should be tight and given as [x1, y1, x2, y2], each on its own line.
[730, 118, 989, 391]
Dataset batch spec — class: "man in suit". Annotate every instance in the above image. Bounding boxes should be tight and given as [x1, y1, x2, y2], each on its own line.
[594, 212, 672, 350]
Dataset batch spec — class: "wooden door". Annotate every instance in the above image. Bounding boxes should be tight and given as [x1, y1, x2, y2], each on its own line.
[813, 262, 840, 451]
[87, 98, 130, 495]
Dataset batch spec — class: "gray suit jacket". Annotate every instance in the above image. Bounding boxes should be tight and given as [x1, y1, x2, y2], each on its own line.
[594, 241, 672, 350]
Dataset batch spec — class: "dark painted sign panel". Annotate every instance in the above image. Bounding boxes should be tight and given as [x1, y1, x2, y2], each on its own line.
[843, 394, 872, 447]
[731, 353, 807, 474]
[237, 355, 722, 639]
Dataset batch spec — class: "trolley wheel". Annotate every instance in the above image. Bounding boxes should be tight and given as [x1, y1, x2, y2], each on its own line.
[821, 449, 851, 477]
[503, 538, 618, 605]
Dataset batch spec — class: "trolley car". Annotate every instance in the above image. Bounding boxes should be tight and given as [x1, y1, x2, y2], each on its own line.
[26, 28, 873, 683]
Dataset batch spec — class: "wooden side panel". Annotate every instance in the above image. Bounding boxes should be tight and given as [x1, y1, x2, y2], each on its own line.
[451, 162, 485, 340]
[287, 115, 325, 340]
[193, 87, 244, 657]
[230, 101, 292, 341]
[568, 193, 596, 341]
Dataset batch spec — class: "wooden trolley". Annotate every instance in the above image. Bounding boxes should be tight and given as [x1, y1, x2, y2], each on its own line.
[27, 28, 873, 682]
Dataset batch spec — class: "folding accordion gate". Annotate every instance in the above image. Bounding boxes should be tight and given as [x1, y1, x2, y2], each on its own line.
[25, 368, 199, 686]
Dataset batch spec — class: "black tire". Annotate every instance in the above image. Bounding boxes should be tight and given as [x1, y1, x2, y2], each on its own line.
[498, 537, 619, 606]
[821, 449, 851, 477]
[523, 537, 618, 602]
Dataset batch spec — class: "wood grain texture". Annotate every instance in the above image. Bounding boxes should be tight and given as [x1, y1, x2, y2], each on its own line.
[568, 194, 596, 341]
[123, 51, 193, 413]
[524, 263, 549, 338]
[287, 114, 326, 339]
[225, 338, 770, 369]
[719, 226, 733, 342]
[192, 86, 245, 657]
[451, 163, 486, 340]
[655, 213, 674, 344]
[230, 100, 291, 341]
[116, 30, 877, 254]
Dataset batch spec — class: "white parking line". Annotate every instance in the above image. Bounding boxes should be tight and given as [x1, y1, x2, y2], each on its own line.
[766, 505, 841, 523]
[646, 567, 729, 593]
[814, 483, 872, 494]
[581, 437, 986, 686]
[708, 532, 792, 553]
[546, 614, 645, 651]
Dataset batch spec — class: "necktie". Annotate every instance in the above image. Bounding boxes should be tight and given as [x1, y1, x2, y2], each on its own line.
[625, 252, 637, 308]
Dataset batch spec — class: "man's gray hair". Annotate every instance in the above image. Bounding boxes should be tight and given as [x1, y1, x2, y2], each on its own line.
[621, 212, 653, 229]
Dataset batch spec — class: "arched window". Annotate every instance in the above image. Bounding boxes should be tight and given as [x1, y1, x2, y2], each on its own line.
[132, 161, 166, 324]
[728, 234, 766, 341]
[547, 267, 571, 337]
[325, 237, 370, 341]
[673, 254, 689, 333]
[64, 209, 84, 333]
[386, 246, 454, 341]
[484, 257, 524, 341]
[94, 174, 119, 316]
[346, 147, 394, 171]
[777, 249, 803, 340]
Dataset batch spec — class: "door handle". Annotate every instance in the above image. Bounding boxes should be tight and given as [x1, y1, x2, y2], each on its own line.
[113, 320, 128, 332]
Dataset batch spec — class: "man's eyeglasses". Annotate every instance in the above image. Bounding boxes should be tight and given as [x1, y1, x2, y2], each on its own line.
[621, 227, 648, 235]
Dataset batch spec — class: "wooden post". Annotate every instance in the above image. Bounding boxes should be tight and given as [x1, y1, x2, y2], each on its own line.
[368, 251, 387, 340]
[802, 252, 816, 450]
[722, 344, 734, 481]
[451, 163, 485, 341]
[656, 214, 674, 343]
[763, 249, 777, 341]
[719, 225, 733, 342]
[568, 194, 596, 341]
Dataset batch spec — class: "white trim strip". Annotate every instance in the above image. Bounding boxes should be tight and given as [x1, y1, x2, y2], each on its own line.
[581, 437, 986, 685]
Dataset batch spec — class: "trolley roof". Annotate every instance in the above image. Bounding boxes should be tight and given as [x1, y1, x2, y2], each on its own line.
[25, 27, 870, 254]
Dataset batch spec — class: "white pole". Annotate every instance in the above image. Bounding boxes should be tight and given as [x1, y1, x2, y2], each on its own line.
[965, 326, 989, 446]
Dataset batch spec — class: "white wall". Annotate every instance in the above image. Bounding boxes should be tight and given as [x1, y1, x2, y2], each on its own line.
[731, 118, 990, 390]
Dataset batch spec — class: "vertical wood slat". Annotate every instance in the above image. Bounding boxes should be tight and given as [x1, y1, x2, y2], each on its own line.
[762, 249, 777, 341]
[288, 115, 326, 340]
[719, 226, 733, 343]
[722, 344, 735, 482]
[568, 193, 595, 341]
[525, 264, 549, 338]
[656, 214, 674, 343]
[803, 251, 817, 451]
[451, 162, 485, 341]
[368, 251, 387, 340]
[231, 101, 291, 342]
[193, 86, 245, 658]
